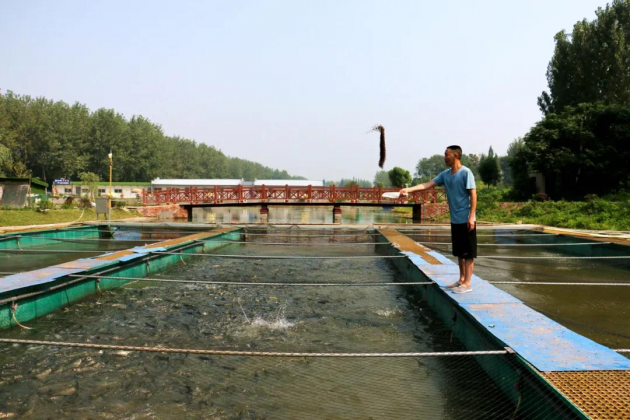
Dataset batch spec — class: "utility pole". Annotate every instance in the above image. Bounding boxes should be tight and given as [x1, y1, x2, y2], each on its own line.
[108, 150, 113, 198]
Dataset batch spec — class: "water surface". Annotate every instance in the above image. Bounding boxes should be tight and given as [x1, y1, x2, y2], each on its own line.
[0, 230, 519, 419]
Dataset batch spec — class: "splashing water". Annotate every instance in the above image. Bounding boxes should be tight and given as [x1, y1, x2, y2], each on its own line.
[236, 300, 295, 336]
[376, 308, 402, 318]
[249, 316, 295, 330]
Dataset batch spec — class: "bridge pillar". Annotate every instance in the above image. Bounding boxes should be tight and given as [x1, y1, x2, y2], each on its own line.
[186, 206, 193, 222]
[332, 204, 342, 224]
[412, 204, 422, 223]
[260, 204, 269, 224]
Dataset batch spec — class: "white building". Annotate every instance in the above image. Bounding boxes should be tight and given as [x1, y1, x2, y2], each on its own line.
[55, 182, 150, 199]
[151, 179, 243, 189]
[150, 179, 324, 189]
[253, 180, 324, 187]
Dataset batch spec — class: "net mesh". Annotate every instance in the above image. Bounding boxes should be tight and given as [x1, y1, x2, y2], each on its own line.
[0, 227, 622, 418]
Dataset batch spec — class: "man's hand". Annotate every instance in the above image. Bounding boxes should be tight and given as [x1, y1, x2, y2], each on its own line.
[467, 216, 475, 232]
[399, 188, 409, 197]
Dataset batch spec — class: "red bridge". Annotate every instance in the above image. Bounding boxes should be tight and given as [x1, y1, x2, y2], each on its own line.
[142, 185, 448, 222]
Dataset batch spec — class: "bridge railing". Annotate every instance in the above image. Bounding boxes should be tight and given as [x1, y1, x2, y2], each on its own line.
[142, 185, 446, 206]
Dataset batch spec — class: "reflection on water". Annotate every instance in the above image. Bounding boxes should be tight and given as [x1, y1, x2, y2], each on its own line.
[192, 205, 413, 224]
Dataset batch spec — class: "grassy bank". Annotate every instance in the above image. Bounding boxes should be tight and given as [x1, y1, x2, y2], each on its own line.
[0, 208, 142, 228]
[477, 188, 630, 231]
[393, 188, 630, 231]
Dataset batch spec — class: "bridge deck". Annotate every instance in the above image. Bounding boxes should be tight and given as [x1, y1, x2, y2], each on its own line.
[143, 185, 446, 206]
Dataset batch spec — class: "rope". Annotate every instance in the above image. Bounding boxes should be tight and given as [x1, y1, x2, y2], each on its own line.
[152, 251, 406, 259]
[200, 241, 389, 246]
[10, 303, 33, 330]
[0, 249, 125, 254]
[69, 208, 86, 224]
[511, 392, 523, 420]
[81, 230, 219, 235]
[241, 233, 377, 237]
[4, 247, 626, 260]
[402, 233, 555, 237]
[2, 247, 627, 260]
[68, 274, 434, 287]
[489, 281, 630, 286]
[245, 227, 375, 233]
[0, 338, 509, 357]
[87, 230, 375, 236]
[478, 256, 630, 260]
[22, 236, 163, 243]
[476, 261, 630, 282]
[475, 257, 630, 269]
[417, 242, 610, 247]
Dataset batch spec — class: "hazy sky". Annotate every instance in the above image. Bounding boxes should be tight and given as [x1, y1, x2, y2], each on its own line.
[0, 0, 607, 181]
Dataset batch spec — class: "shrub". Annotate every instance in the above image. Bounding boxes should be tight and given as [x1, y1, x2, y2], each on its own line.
[36, 200, 54, 212]
[78, 197, 93, 209]
[60, 197, 76, 210]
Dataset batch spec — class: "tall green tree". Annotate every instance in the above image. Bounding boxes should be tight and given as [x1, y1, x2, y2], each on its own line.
[79, 171, 100, 201]
[373, 170, 392, 187]
[415, 153, 480, 183]
[522, 103, 630, 198]
[478, 147, 501, 186]
[1, 91, 33, 174]
[414, 155, 446, 182]
[461, 154, 481, 178]
[334, 178, 371, 187]
[506, 138, 533, 199]
[86, 108, 130, 181]
[538, 0, 630, 115]
[0, 90, 305, 182]
[0, 144, 12, 176]
[127, 116, 162, 181]
[388, 167, 412, 188]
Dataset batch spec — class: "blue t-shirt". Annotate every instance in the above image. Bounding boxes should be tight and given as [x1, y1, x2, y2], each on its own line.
[432, 166, 476, 224]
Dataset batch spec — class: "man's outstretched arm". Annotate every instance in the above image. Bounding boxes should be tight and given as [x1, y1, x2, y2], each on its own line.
[399, 180, 437, 196]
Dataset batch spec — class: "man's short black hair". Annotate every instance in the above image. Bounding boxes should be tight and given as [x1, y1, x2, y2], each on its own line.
[447, 145, 462, 159]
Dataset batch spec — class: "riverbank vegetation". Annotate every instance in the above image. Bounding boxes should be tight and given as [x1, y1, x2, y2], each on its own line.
[0, 92, 304, 183]
[395, 187, 630, 231]
[396, 2, 630, 231]
[0, 207, 142, 228]
[2, 1, 630, 233]
[476, 187, 630, 231]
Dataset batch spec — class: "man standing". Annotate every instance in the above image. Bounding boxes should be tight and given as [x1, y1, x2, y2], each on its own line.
[399, 145, 477, 294]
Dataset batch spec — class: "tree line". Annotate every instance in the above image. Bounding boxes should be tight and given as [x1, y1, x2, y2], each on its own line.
[0, 91, 304, 183]
[396, 1, 630, 199]
[2, 2, 628, 199]
[513, 0, 630, 199]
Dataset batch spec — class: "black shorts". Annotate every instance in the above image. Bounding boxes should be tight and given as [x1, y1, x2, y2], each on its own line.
[451, 223, 477, 259]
